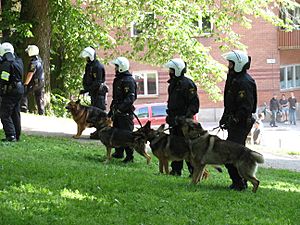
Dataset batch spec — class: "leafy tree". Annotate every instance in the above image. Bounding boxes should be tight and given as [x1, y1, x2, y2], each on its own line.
[1, 0, 300, 112]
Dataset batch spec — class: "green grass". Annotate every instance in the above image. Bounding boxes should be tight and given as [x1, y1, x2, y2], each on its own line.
[0, 132, 299, 225]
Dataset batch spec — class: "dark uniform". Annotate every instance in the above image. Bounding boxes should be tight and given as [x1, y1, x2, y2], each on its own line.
[0, 52, 24, 141]
[220, 70, 257, 189]
[21, 56, 45, 115]
[82, 59, 107, 110]
[166, 75, 200, 176]
[109, 71, 137, 161]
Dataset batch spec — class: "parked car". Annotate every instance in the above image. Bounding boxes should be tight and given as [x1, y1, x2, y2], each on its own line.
[133, 103, 198, 127]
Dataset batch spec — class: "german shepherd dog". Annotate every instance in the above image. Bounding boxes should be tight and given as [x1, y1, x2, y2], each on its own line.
[176, 118, 264, 193]
[134, 121, 214, 178]
[65, 100, 106, 139]
[94, 115, 151, 164]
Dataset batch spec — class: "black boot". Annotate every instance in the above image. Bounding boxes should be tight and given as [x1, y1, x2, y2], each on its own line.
[112, 148, 124, 159]
[2, 136, 17, 142]
[122, 156, 133, 163]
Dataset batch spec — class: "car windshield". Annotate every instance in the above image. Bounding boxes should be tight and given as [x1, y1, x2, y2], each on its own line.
[152, 105, 167, 117]
[135, 107, 149, 118]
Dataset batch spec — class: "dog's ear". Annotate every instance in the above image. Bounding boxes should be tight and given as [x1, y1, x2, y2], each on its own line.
[157, 124, 165, 131]
[144, 120, 151, 129]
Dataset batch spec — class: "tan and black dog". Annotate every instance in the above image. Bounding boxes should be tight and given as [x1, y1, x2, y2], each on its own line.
[94, 115, 151, 164]
[176, 118, 264, 193]
[134, 121, 216, 179]
[65, 100, 106, 139]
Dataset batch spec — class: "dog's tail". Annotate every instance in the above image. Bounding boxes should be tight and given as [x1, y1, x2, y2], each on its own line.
[250, 151, 264, 164]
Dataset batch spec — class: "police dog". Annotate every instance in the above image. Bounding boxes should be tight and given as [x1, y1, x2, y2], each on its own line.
[65, 100, 106, 139]
[176, 118, 264, 193]
[134, 121, 213, 178]
[94, 115, 151, 164]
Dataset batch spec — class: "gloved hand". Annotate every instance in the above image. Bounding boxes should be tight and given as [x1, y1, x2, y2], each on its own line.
[79, 89, 86, 95]
[219, 114, 228, 129]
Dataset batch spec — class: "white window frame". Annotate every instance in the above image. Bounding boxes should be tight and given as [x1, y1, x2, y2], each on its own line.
[132, 70, 159, 97]
[130, 12, 155, 38]
[280, 64, 300, 90]
[193, 12, 214, 36]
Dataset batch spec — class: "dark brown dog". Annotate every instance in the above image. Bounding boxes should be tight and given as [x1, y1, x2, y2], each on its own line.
[176, 118, 264, 193]
[65, 100, 106, 139]
[94, 116, 151, 164]
[134, 121, 213, 178]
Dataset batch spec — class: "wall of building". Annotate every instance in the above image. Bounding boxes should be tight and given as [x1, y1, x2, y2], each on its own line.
[100, 16, 300, 122]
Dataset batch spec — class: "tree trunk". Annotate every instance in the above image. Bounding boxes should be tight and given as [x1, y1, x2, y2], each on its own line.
[20, 0, 51, 114]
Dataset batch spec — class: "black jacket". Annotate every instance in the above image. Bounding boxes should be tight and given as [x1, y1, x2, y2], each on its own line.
[0, 53, 24, 96]
[110, 71, 137, 114]
[269, 97, 279, 111]
[222, 71, 257, 126]
[28, 56, 44, 84]
[167, 75, 200, 121]
[83, 59, 105, 95]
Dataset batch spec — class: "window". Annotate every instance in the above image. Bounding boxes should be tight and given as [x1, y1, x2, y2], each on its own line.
[192, 12, 213, 36]
[280, 67, 286, 89]
[135, 107, 149, 118]
[280, 65, 300, 90]
[280, 6, 300, 30]
[152, 105, 167, 117]
[133, 71, 158, 96]
[130, 13, 155, 37]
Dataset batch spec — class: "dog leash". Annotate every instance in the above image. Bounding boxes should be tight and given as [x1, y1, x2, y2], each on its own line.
[131, 110, 143, 127]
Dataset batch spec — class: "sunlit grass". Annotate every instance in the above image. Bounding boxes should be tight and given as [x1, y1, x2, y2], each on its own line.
[0, 131, 299, 225]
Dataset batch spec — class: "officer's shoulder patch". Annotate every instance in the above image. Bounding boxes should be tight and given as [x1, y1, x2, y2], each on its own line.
[189, 87, 196, 94]
[238, 90, 246, 98]
[30, 63, 35, 71]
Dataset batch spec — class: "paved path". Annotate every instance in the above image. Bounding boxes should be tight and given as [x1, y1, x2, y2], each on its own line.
[1, 113, 299, 172]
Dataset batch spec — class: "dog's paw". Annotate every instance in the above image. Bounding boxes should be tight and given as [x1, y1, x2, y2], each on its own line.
[72, 135, 80, 139]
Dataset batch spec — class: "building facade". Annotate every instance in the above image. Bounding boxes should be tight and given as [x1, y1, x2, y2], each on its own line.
[103, 5, 300, 121]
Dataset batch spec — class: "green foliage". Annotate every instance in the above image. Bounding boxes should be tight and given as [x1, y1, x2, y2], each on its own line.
[49, 91, 70, 117]
[0, 0, 33, 46]
[74, 0, 300, 101]
[49, 0, 115, 97]
[2, 0, 300, 102]
[0, 132, 299, 224]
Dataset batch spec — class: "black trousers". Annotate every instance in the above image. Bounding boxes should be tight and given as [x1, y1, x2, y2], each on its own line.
[0, 94, 22, 140]
[112, 113, 134, 158]
[21, 85, 45, 115]
[91, 94, 106, 111]
[225, 124, 252, 184]
[169, 125, 194, 175]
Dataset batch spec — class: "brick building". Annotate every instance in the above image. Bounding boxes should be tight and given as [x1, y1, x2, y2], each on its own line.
[102, 5, 300, 121]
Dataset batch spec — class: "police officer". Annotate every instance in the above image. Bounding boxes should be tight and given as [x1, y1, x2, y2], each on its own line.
[20, 45, 45, 115]
[0, 42, 24, 142]
[165, 58, 200, 176]
[219, 50, 257, 191]
[79, 46, 107, 110]
[108, 57, 137, 163]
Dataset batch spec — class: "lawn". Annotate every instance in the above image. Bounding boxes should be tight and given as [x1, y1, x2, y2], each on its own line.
[0, 132, 299, 225]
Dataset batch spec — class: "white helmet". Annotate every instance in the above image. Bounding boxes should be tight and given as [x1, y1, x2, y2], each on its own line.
[0, 42, 14, 57]
[222, 50, 249, 73]
[25, 45, 39, 57]
[80, 46, 95, 61]
[111, 57, 130, 73]
[164, 58, 186, 77]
